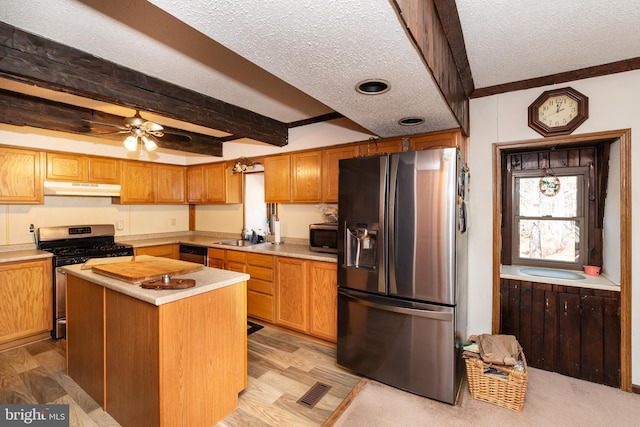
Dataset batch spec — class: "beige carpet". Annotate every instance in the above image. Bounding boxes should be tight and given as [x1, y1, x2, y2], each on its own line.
[332, 367, 640, 426]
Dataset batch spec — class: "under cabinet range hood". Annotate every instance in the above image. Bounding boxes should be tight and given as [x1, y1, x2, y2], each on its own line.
[43, 181, 121, 197]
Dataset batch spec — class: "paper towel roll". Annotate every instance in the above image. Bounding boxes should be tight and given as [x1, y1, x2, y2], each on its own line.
[273, 220, 281, 243]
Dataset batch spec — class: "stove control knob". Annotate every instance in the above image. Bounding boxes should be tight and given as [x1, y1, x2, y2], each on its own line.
[162, 274, 171, 284]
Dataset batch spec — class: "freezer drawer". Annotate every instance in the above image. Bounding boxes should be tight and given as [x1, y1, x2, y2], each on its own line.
[337, 289, 462, 404]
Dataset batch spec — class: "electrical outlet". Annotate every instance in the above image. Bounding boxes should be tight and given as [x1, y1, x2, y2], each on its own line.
[115, 220, 124, 231]
[28, 224, 35, 234]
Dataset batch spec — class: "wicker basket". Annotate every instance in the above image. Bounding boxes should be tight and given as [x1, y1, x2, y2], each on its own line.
[465, 351, 528, 412]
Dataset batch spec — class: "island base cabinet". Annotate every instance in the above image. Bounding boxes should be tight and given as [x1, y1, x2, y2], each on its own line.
[67, 275, 247, 427]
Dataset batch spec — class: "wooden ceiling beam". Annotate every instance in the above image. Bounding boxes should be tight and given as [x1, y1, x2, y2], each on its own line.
[0, 89, 223, 156]
[0, 22, 287, 148]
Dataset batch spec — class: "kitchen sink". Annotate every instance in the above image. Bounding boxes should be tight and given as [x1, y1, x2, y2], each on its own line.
[215, 239, 256, 247]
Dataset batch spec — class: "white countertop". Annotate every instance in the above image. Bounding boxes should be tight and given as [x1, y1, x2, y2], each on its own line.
[0, 249, 53, 263]
[63, 256, 250, 306]
[119, 233, 337, 263]
[500, 264, 619, 291]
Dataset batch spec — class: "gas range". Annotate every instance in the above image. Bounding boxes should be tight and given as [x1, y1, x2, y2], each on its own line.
[36, 224, 134, 339]
[36, 224, 134, 266]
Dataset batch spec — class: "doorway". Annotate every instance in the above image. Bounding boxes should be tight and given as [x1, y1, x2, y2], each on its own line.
[492, 129, 632, 391]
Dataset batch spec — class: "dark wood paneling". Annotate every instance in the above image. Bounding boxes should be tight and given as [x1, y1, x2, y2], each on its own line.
[557, 293, 581, 378]
[0, 22, 288, 147]
[543, 290, 558, 371]
[603, 297, 621, 387]
[581, 295, 605, 384]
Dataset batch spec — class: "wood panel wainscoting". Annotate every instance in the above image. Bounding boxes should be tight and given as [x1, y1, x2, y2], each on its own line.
[492, 129, 632, 392]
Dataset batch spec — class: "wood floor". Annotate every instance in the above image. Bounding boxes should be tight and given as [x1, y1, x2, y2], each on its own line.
[0, 326, 362, 427]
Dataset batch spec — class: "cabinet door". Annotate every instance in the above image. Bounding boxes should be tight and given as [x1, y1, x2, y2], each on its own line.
[203, 163, 226, 203]
[291, 151, 322, 202]
[0, 147, 44, 203]
[155, 164, 186, 204]
[556, 292, 581, 378]
[89, 157, 120, 184]
[264, 155, 291, 202]
[0, 259, 52, 346]
[226, 250, 247, 272]
[409, 129, 462, 151]
[46, 152, 88, 181]
[308, 261, 337, 342]
[186, 165, 205, 203]
[120, 161, 155, 203]
[246, 253, 275, 322]
[359, 138, 403, 156]
[135, 244, 179, 259]
[322, 145, 359, 202]
[275, 257, 308, 332]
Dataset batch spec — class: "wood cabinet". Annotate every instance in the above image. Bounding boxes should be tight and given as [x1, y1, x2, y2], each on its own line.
[226, 250, 247, 273]
[0, 146, 44, 204]
[187, 162, 242, 204]
[308, 261, 338, 342]
[119, 161, 185, 204]
[154, 164, 186, 204]
[359, 138, 403, 156]
[291, 151, 322, 202]
[275, 257, 337, 342]
[500, 278, 620, 387]
[322, 145, 359, 202]
[135, 244, 179, 259]
[275, 257, 308, 332]
[0, 259, 52, 350]
[264, 152, 323, 203]
[246, 253, 275, 322]
[208, 248, 226, 269]
[264, 155, 291, 202]
[46, 152, 120, 184]
[409, 129, 463, 152]
[66, 274, 247, 427]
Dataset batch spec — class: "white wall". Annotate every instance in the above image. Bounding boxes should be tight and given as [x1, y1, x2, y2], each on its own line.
[467, 69, 640, 385]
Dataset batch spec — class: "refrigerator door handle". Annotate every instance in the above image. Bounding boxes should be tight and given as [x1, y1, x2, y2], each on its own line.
[340, 291, 453, 322]
[387, 155, 398, 294]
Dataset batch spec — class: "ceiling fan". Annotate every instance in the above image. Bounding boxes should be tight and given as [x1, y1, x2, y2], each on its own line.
[83, 110, 169, 152]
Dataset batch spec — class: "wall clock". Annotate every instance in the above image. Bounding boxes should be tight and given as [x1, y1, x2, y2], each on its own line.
[528, 87, 589, 137]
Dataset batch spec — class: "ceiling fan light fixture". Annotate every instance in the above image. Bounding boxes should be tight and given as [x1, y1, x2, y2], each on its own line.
[356, 79, 390, 95]
[124, 135, 139, 151]
[142, 135, 158, 152]
[398, 116, 425, 126]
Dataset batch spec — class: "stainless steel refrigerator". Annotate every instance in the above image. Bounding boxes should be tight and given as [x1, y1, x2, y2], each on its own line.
[337, 147, 469, 404]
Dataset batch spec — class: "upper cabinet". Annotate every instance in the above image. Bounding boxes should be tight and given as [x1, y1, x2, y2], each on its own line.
[264, 151, 323, 203]
[322, 145, 360, 203]
[0, 146, 44, 204]
[264, 155, 291, 202]
[187, 162, 241, 204]
[46, 152, 120, 184]
[118, 161, 186, 204]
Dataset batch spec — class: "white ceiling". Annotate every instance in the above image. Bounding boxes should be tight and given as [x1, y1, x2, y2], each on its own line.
[2, 0, 640, 154]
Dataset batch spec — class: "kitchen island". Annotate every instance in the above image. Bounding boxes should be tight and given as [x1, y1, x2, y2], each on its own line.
[63, 257, 249, 427]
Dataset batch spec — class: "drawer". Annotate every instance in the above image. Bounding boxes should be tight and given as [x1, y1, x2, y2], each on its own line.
[227, 261, 246, 273]
[248, 291, 274, 322]
[248, 277, 274, 295]
[247, 265, 273, 282]
[226, 250, 246, 263]
[208, 248, 225, 260]
[208, 258, 225, 269]
[247, 253, 273, 268]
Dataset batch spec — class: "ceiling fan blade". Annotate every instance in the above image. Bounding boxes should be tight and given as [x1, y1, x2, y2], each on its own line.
[81, 119, 127, 130]
[88, 130, 131, 136]
[143, 121, 164, 132]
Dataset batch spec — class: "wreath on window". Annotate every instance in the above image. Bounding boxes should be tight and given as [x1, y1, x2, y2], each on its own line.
[539, 168, 560, 197]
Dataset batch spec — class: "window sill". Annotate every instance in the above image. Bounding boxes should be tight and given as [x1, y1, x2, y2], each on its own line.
[500, 264, 619, 291]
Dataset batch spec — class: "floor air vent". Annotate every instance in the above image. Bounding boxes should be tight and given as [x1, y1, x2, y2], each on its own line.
[297, 382, 331, 408]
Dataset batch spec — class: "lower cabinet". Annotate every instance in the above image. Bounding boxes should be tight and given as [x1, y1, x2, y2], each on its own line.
[275, 257, 337, 342]
[135, 244, 179, 259]
[246, 253, 275, 322]
[499, 278, 620, 387]
[0, 259, 52, 350]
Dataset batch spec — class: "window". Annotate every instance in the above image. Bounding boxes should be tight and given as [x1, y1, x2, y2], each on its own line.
[511, 167, 589, 269]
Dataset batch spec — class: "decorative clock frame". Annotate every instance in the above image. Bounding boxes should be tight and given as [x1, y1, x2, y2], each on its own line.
[527, 87, 589, 137]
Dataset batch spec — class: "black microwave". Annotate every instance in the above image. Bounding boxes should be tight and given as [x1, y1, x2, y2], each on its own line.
[309, 223, 338, 253]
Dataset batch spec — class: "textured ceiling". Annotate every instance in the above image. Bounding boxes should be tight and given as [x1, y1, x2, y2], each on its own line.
[1, 0, 639, 153]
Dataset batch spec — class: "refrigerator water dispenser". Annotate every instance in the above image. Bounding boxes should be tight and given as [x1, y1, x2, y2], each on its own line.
[345, 225, 377, 269]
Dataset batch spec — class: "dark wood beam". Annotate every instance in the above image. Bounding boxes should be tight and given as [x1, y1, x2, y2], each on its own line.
[472, 57, 640, 98]
[392, 0, 470, 135]
[0, 89, 223, 156]
[0, 22, 287, 147]
[287, 112, 344, 128]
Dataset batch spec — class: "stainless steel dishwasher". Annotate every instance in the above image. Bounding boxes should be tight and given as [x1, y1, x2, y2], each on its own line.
[179, 244, 208, 265]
